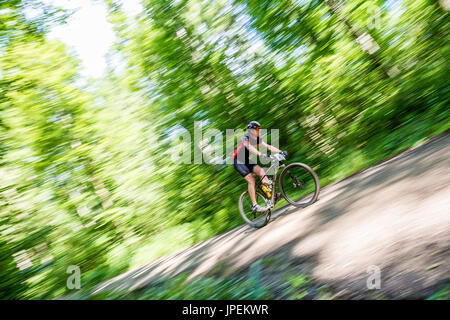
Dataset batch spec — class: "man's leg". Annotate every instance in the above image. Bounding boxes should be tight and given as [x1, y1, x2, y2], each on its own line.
[244, 173, 257, 206]
[253, 165, 270, 186]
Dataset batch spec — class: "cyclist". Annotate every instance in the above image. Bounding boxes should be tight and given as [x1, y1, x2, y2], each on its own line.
[232, 121, 287, 213]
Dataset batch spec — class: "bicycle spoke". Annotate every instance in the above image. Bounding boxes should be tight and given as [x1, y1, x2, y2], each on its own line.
[239, 191, 270, 228]
[280, 164, 319, 207]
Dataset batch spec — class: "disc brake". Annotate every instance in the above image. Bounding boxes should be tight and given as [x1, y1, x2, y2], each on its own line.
[287, 170, 303, 188]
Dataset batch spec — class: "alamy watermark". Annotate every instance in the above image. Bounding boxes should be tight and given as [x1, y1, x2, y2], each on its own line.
[66, 265, 81, 290]
[169, 121, 280, 167]
[366, 265, 381, 290]
[367, 4, 381, 31]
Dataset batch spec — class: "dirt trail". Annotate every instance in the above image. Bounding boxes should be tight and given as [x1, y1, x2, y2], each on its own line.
[94, 133, 450, 298]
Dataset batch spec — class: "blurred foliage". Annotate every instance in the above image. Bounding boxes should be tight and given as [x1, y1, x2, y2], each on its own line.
[86, 271, 273, 300]
[284, 274, 310, 300]
[427, 286, 449, 300]
[80, 260, 321, 300]
[0, 0, 449, 299]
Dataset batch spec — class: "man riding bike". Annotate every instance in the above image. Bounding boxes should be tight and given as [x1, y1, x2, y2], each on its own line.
[232, 121, 287, 213]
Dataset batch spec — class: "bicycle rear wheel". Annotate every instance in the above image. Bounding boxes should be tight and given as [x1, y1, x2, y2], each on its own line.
[279, 163, 320, 207]
[238, 190, 271, 228]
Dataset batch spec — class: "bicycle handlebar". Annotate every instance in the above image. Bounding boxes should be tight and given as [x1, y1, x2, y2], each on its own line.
[270, 153, 286, 162]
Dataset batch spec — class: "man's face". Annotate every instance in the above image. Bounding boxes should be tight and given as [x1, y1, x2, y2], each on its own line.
[250, 127, 261, 136]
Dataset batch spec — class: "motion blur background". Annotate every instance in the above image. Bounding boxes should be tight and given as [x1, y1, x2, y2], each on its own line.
[0, 0, 449, 299]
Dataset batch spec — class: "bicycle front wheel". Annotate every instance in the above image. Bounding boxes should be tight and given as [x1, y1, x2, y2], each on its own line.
[279, 163, 320, 207]
[238, 190, 271, 228]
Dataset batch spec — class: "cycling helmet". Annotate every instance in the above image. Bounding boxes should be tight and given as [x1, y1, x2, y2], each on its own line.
[246, 121, 261, 130]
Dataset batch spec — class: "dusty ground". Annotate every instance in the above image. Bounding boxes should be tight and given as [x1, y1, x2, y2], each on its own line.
[93, 132, 450, 299]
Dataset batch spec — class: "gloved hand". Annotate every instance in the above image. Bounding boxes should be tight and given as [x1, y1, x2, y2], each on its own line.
[280, 150, 288, 157]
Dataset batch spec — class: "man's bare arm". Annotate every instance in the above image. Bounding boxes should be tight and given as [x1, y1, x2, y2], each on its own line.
[261, 141, 281, 153]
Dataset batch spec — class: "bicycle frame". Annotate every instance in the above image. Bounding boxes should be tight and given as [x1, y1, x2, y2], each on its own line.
[255, 158, 286, 210]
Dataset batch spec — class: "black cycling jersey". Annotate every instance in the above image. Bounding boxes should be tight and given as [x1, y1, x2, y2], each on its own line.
[232, 134, 263, 164]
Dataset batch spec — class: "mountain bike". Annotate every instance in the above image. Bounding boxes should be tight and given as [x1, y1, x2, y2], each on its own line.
[238, 153, 320, 228]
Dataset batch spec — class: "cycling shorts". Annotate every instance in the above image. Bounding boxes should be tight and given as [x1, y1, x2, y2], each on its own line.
[233, 159, 256, 177]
